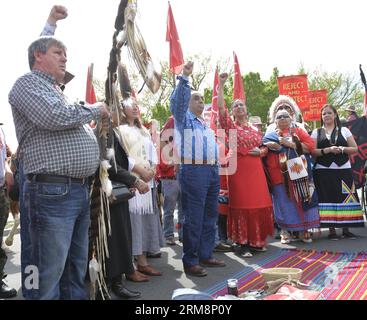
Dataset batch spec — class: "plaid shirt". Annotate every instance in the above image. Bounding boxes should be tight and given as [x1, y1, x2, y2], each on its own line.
[9, 70, 101, 178]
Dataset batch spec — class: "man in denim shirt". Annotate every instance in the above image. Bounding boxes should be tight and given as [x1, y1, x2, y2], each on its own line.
[170, 62, 225, 277]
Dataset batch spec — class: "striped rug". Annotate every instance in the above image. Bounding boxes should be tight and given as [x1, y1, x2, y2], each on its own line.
[321, 252, 367, 300]
[204, 249, 367, 300]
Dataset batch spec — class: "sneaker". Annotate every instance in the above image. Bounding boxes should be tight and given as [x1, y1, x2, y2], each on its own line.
[302, 231, 313, 243]
[274, 229, 281, 240]
[280, 230, 291, 244]
[0, 279, 17, 299]
[342, 231, 357, 240]
[328, 233, 340, 241]
[280, 238, 291, 244]
[302, 237, 313, 243]
[249, 246, 267, 252]
[234, 245, 253, 257]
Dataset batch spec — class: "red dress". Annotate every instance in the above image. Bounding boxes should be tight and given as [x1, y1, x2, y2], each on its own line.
[220, 111, 274, 247]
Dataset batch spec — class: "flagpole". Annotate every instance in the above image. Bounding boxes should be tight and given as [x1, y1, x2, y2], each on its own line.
[172, 71, 176, 89]
[90, 63, 94, 83]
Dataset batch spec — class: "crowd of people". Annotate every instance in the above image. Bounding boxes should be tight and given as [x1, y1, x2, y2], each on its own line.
[1, 5, 366, 300]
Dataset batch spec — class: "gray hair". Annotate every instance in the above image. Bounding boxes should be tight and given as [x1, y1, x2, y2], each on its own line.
[28, 36, 67, 70]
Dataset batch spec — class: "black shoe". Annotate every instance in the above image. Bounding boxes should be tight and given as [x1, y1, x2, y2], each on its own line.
[328, 233, 340, 241]
[0, 280, 17, 299]
[111, 282, 141, 299]
[146, 251, 162, 258]
[213, 243, 232, 252]
[342, 231, 357, 240]
[95, 287, 112, 300]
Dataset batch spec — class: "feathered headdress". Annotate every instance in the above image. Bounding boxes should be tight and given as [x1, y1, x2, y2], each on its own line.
[268, 95, 302, 124]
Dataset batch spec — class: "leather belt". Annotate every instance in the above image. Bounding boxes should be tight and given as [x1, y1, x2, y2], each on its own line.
[160, 176, 176, 180]
[27, 174, 92, 185]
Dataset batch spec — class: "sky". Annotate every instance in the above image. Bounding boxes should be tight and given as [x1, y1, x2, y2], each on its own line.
[1, 0, 366, 150]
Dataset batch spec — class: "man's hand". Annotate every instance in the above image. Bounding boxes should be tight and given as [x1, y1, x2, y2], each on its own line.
[219, 73, 228, 86]
[183, 61, 194, 77]
[97, 102, 110, 132]
[98, 102, 110, 120]
[47, 5, 68, 25]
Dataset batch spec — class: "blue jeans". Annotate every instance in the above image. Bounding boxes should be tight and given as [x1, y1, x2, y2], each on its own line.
[24, 177, 91, 300]
[161, 178, 183, 240]
[179, 165, 220, 267]
[18, 162, 33, 299]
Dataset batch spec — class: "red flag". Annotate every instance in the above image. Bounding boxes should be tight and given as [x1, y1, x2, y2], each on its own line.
[86, 64, 97, 104]
[166, 2, 184, 75]
[233, 52, 246, 102]
[210, 68, 219, 132]
[277, 74, 309, 111]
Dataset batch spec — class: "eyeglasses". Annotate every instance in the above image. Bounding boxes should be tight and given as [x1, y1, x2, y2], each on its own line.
[276, 115, 290, 120]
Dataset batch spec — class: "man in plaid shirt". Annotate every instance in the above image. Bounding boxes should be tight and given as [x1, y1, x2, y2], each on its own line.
[8, 35, 109, 299]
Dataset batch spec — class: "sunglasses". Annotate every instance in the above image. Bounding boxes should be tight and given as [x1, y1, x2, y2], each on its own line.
[277, 105, 291, 111]
[276, 115, 290, 120]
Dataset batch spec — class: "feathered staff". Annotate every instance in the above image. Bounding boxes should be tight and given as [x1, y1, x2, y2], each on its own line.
[89, 0, 131, 300]
[89, 0, 160, 300]
[359, 65, 367, 116]
[124, 1, 162, 94]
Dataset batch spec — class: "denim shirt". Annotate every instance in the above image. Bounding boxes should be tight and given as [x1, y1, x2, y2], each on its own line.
[170, 76, 218, 163]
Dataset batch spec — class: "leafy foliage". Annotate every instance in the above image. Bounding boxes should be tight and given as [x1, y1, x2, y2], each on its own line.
[91, 53, 364, 128]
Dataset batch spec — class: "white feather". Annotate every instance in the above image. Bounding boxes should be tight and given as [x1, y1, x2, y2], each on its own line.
[106, 148, 115, 160]
[146, 60, 154, 81]
[100, 160, 113, 196]
[122, 97, 133, 108]
[117, 30, 127, 46]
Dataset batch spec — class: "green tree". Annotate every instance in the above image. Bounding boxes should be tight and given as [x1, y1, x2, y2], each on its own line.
[203, 67, 279, 125]
[299, 67, 364, 120]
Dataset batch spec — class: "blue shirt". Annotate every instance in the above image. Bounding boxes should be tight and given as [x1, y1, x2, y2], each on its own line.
[170, 76, 218, 164]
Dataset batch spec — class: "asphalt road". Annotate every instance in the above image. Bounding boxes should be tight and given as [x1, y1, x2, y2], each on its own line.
[2, 213, 367, 300]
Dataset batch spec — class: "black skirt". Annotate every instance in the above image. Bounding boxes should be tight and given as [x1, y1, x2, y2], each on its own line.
[314, 168, 365, 228]
[105, 201, 134, 280]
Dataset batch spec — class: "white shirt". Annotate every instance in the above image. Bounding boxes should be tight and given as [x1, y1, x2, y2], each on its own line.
[311, 127, 353, 169]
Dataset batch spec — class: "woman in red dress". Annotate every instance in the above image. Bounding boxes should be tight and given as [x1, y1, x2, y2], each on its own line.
[217, 73, 273, 256]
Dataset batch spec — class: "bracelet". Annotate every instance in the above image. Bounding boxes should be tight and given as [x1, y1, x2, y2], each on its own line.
[321, 149, 325, 156]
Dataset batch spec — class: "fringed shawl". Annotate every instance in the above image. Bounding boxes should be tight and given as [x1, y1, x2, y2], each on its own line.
[114, 124, 155, 215]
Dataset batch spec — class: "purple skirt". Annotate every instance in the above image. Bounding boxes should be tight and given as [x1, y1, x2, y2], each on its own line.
[272, 184, 320, 231]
